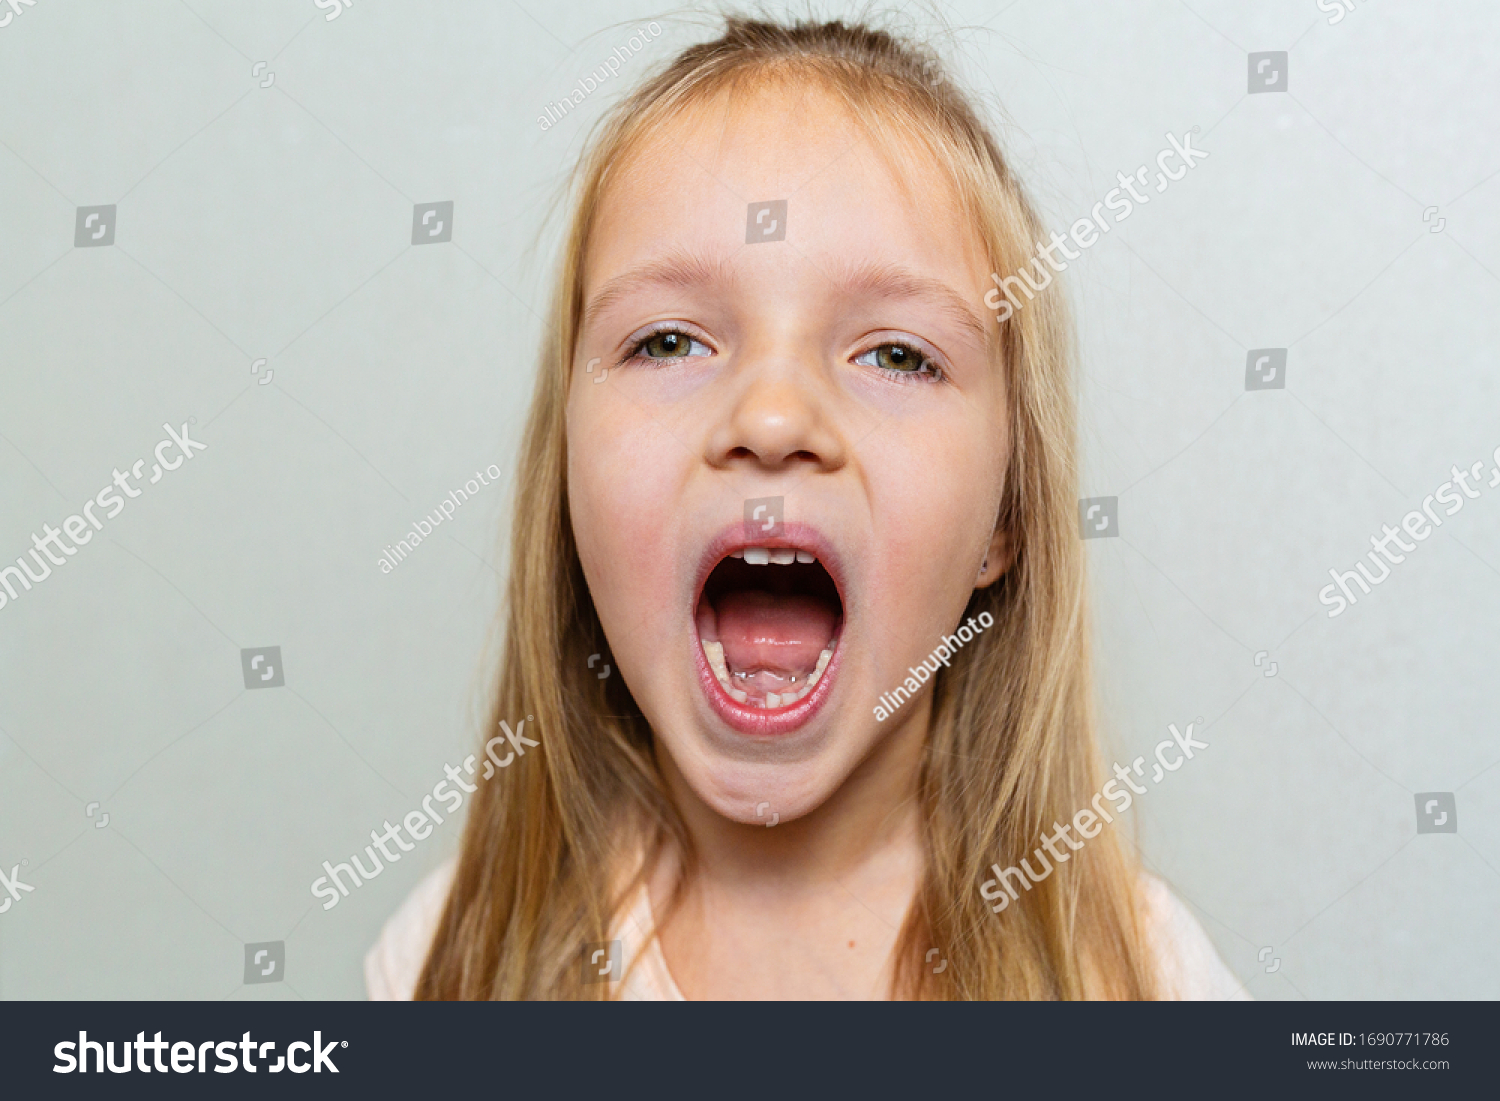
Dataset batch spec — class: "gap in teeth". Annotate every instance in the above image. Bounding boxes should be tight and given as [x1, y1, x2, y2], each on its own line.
[702, 638, 835, 708]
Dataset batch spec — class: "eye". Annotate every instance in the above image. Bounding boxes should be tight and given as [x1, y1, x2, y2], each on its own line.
[854, 341, 943, 381]
[629, 328, 713, 361]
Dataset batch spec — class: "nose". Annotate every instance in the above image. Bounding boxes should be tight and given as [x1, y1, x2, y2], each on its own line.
[706, 353, 847, 475]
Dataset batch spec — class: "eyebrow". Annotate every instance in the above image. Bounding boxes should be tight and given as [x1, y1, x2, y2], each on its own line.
[582, 249, 988, 347]
[833, 259, 989, 347]
[583, 248, 739, 333]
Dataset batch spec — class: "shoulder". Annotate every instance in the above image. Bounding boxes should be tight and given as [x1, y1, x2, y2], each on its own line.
[364, 857, 456, 1001]
[362, 851, 681, 1001]
[1138, 873, 1251, 1000]
[613, 879, 685, 1001]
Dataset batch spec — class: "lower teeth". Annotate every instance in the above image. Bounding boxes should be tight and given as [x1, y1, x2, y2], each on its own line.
[701, 640, 834, 708]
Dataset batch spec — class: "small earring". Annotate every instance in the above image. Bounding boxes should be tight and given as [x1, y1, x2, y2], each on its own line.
[979, 555, 989, 578]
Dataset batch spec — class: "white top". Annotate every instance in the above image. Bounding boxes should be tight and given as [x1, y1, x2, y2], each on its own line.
[365, 857, 1250, 1001]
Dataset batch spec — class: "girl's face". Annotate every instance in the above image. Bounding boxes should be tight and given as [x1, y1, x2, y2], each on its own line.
[567, 82, 1010, 826]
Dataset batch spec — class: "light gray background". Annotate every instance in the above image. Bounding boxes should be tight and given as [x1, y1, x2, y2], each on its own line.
[1, 0, 1496, 1000]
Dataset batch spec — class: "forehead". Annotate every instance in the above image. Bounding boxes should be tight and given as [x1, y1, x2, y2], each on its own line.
[586, 79, 987, 294]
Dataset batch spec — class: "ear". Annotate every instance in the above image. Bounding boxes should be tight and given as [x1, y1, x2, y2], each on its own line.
[974, 524, 1015, 589]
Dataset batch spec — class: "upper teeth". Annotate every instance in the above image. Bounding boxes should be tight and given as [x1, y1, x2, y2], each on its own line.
[734, 547, 816, 565]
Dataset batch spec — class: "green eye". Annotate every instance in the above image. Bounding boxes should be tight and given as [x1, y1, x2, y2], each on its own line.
[625, 328, 713, 365]
[643, 331, 692, 358]
[874, 343, 921, 371]
[854, 340, 943, 382]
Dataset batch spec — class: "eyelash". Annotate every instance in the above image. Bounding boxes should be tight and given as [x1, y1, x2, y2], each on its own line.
[853, 340, 945, 383]
[622, 325, 714, 365]
[620, 327, 946, 383]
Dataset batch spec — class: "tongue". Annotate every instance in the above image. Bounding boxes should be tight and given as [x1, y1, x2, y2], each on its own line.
[713, 589, 838, 676]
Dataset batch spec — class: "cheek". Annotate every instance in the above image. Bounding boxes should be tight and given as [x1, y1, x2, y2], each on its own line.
[864, 416, 1002, 599]
[567, 396, 690, 631]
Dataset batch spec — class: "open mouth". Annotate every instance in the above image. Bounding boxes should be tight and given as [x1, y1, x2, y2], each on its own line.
[694, 536, 844, 720]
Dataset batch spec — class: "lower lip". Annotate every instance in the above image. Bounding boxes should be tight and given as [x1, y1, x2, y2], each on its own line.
[692, 630, 842, 736]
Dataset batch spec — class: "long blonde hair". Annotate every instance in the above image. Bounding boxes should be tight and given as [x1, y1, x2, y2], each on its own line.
[416, 14, 1158, 1000]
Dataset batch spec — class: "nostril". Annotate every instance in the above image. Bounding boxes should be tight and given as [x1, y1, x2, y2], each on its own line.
[723, 446, 823, 469]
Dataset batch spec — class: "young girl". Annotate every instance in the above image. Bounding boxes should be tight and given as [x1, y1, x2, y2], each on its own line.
[365, 15, 1245, 1000]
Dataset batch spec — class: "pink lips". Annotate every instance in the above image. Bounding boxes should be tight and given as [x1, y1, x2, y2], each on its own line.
[691, 521, 847, 737]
